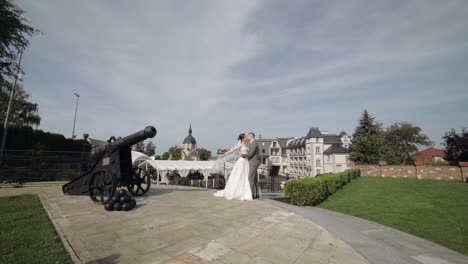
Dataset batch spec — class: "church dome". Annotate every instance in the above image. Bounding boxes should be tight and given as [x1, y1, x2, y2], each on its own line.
[183, 124, 197, 145]
[183, 135, 197, 144]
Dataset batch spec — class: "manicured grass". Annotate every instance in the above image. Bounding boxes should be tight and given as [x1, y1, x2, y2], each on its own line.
[318, 177, 468, 255]
[0, 194, 72, 264]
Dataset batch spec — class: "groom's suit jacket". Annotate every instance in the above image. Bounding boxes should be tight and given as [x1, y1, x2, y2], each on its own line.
[247, 140, 260, 167]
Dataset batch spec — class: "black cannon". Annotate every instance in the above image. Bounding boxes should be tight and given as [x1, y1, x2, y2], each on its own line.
[62, 126, 157, 204]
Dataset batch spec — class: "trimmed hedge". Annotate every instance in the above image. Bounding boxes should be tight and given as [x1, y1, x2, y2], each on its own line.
[0, 126, 91, 152]
[284, 169, 361, 206]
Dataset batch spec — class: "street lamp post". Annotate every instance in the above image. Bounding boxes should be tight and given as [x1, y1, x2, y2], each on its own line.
[71, 92, 80, 139]
[0, 49, 24, 166]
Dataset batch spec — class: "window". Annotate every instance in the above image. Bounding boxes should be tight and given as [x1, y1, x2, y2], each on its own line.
[316, 169, 321, 175]
[315, 146, 321, 154]
[326, 155, 330, 161]
[262, 149, 265, 154]
[316, 159, 321, 166]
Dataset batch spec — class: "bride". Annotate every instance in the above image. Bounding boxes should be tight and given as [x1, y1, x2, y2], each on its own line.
[213, 133, 252, 200]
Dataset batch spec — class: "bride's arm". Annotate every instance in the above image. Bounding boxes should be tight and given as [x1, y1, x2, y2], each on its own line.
[220, 145, 240, 158]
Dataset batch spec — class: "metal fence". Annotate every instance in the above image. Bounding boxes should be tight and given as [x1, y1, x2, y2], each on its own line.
[0, 150, 89, 183]
[259, 175, 288, 193]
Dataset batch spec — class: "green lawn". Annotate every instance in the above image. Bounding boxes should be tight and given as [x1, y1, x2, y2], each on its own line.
[0, 194, 72, 264]
[318, 177, 468, 255]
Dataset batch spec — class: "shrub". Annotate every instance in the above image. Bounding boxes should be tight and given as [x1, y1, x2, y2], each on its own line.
[0, 126, 91, 151]
[176, 177, 190, 186]
[350, 168, 360, 179]
[284, 178, 324, 206]
[284, 169, 361, 206]
[191, 181, 201, 187]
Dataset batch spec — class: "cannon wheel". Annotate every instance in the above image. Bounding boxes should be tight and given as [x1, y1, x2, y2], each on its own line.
[127, 168, 151, 196]
[89, 170, 116, 204]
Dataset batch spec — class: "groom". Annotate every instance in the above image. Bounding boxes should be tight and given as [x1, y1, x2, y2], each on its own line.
[246, 132, 260, 199]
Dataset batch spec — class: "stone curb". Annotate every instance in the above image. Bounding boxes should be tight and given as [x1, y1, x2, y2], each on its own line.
[38, 194, 82, 264]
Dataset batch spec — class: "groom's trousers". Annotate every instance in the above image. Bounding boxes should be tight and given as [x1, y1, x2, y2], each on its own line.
[248, 162, 260, 198]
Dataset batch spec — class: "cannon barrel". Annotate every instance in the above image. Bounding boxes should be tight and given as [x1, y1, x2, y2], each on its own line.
[90, 126, 157, 159]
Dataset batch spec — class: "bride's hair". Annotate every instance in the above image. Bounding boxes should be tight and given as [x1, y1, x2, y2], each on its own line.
[238, 133, 245, 142]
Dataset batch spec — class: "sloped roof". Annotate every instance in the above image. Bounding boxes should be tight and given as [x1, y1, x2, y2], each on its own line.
[323, 144, 350, 154]
[306, 127, 322, 138]
[286, 137, 306, 148]
[324, 135, 342, 144]
[257, 139, 272, 155]
[270, 138, 290, 148]
[411, 147, 446, 163]
[277, 138, 290, 148]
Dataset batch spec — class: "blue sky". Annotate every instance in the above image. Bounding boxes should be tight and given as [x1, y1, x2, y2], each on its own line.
[17, 0, 468, 154]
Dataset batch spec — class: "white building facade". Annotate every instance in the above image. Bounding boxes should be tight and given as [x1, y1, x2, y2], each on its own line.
[283, 128, 351, 178]
[269, 138, 291, 177]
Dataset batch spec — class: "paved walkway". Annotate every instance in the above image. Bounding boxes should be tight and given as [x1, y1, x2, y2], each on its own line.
[0, 183, 368, 264]
[267, 199, 468, 264]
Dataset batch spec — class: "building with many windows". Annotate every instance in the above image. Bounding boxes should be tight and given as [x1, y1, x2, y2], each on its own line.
[269, 138, 291, 176]
[257, 137, 273, 165]
[283, 128, 351, 178]
[216, 128, 351, 178]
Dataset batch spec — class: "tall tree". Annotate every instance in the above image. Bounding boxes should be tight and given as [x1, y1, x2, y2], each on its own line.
[443, 128, 468, 163]
[144, 141, 156, 156]
[0, 84, 40, 127]
[1, 0, 40, 86]
[350, 110, 384, 164]
[197, 148, 212, 161]
[384, 122, 431, 164]
[168, 147, 182, 160]
[161, 152, 169, 160]
[132, 141, 145, 152]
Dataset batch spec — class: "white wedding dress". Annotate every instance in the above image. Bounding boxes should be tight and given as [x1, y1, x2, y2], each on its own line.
[214, 144, 252, 201]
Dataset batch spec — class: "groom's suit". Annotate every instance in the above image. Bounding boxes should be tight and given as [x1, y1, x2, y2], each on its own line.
[247, 140, 260, 199]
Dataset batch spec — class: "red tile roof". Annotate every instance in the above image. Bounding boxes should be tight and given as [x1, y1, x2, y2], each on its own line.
[411, 147, 446, 164]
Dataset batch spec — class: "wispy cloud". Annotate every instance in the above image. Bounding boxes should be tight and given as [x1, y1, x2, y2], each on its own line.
[18, 0, 468, 153]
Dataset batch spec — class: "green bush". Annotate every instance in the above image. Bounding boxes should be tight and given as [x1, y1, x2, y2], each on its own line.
[284, 169, 361, 206]
[176, 177, 190, 186]
[349, 169, 360, 179]
[191, 181, 201, 187]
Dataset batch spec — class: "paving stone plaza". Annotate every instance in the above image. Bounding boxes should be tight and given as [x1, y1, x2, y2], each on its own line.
[0, 183, 368, 264]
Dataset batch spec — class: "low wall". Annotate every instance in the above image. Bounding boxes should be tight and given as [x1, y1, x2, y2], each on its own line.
[354, 164, 467, 182]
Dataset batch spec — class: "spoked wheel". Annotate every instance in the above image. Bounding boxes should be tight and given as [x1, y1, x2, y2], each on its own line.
[89, 170, 116, 204]
[127, 167, 151, 196]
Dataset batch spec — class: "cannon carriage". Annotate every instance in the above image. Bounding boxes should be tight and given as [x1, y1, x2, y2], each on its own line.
[62, 126, 157, 204]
